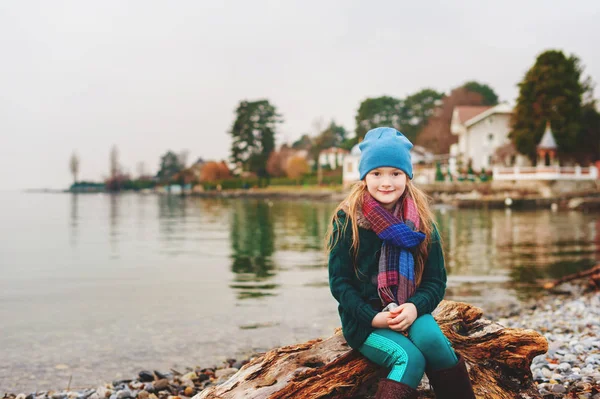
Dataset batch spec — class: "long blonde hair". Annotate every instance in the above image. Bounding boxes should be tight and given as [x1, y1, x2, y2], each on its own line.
[325, 180, 438, 286]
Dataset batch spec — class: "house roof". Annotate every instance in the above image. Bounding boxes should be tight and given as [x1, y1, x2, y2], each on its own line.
[455, 106, 493, 124]
[464, 103, 513, 127]
[538, 123, 558, 149]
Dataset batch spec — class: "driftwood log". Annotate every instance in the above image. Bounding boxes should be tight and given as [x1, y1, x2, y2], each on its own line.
[543, 263, 600, 291]
[193, 300, 548, 399]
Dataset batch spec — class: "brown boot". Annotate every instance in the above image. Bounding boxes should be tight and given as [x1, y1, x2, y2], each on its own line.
[426, 354, 475, 399]
[374, 378, 418, 399]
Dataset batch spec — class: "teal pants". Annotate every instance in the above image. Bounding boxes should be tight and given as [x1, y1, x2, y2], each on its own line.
[358, 314, 458, 389]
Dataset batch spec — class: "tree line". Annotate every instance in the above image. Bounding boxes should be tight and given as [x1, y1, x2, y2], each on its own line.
[70, 49, 600, 190]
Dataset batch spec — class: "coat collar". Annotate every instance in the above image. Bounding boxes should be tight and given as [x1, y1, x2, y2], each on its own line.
[341, 203, 371, 230]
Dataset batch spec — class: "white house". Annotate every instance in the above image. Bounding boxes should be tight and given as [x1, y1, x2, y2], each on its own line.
[342, 144, 362, 186]
[450, 103, 525, 172]
[318, 147, 348, 169]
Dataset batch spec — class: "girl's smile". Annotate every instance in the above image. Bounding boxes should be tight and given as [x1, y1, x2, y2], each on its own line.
[364, 167, 407, 210]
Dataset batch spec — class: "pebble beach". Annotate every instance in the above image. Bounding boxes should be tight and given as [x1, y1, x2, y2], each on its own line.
[4, 285, 599, 399]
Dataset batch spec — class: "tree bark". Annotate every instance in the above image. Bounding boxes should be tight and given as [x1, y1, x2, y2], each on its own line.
[193, 300, 548, 399]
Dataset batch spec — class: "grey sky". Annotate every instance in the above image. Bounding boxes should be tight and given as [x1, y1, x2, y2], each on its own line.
[1, 1, 598, 190]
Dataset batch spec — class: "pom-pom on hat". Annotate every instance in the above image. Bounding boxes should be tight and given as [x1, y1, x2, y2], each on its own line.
[358, 127, 414, 180]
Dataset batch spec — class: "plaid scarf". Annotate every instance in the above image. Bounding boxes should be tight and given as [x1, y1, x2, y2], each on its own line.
[362, 192, 426, 307]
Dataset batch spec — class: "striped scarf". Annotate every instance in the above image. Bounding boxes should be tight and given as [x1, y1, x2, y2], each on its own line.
[362, 192, 426, 307]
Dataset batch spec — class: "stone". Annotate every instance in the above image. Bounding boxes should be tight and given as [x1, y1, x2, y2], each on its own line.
[152, 380, 169, 391]
[154, 371, 169, 380]
[137, 392, 149, 399]
[183, 388, 194, 397]
[139, 371, 154, 383]
[116, 391, 132, 399]
[541, 368, 553, 378]
[558, 362, 571, 372]
[214, 368, 237, 379]
[551, 384, 566, 394]
[181, 372, 197, 381]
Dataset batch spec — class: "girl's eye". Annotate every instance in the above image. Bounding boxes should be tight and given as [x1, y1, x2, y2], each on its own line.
[393, 172, 400, 176]
[372, 172, 380, 176]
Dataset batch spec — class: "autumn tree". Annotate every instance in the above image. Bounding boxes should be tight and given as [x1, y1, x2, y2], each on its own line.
[69, 151, 80, 185]
[510, 50, 585, 162]
[463, 81, 499, 106]
[200, 161, 231, 181]
[286, 156, 309, 182]
[266, 145, 295, 177]
[229, 99, 282, 178]
[416, 87, 485, 154]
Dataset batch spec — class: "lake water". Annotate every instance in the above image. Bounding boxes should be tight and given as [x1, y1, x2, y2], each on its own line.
[1, 192, 598, 393]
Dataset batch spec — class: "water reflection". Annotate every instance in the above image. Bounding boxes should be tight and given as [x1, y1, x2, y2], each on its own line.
[436, 207, 599, 290]
[224, 200, 600, 300]
[229, 200, 277, 299]
[109, 194, 120, 256]
[69, 193, 79, 248]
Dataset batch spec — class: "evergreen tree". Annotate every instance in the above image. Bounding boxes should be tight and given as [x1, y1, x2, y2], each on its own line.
[157, 151, 183, 183]
[399, 88, 444, 142]
[578, 102, 600, 163]
[355, 96, 403, 140]
[230, 99, 282, 177]
[510, 50, 584, 162]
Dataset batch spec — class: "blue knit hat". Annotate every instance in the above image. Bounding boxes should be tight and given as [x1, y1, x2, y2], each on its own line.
[358, 127, 413, 180]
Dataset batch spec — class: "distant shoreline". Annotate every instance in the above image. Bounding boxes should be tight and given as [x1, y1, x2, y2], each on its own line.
[22, 183, 600, 210]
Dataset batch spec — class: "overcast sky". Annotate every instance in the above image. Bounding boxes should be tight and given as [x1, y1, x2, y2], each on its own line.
[1, 0, 599, 190]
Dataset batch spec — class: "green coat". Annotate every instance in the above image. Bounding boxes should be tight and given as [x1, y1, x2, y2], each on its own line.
[328, 210, 447, 349]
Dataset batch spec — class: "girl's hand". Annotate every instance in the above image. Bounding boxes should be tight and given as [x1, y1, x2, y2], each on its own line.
[371, 312, 392, 329]
[387, 303, 418, 332]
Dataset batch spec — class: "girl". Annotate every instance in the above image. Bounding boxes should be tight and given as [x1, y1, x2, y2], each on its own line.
[327, 127, 475, 399]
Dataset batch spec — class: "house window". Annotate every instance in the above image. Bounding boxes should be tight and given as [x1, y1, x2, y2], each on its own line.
[488, 133, 494, 142]
[347, 162, 353, 173]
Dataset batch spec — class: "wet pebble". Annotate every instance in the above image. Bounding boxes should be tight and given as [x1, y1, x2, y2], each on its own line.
[138, 372, 154, 383]
[499, 290, 600, 398]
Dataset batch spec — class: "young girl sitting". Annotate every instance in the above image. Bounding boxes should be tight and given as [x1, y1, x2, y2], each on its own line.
[327, 127, 475, 399]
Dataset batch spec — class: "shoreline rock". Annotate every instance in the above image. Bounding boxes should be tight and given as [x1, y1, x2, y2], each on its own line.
[3, 287, 599, 398]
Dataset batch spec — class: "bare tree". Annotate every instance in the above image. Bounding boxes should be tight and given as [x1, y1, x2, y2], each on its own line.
[110, 145, 119, 179]
[137, 161, 146, 179]
[178, 150, 190, 169]
[69, 151, 80, 184]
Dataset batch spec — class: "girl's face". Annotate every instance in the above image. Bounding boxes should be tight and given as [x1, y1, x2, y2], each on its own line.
[364, 167, 407, 210]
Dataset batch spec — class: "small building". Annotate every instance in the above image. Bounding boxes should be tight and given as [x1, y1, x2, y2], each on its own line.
[537, 122, 558, 166]
[318, 147, 348, 170]
[342, 144, 362, 186]
[412, 145, 435, 165]
[493, 123, 598, 181]
[450, 103, 526, 172]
